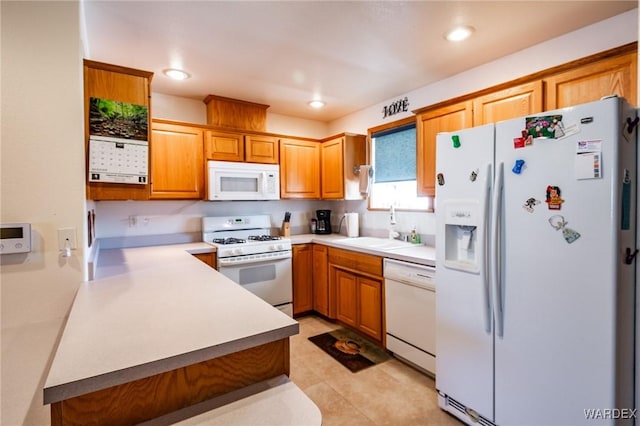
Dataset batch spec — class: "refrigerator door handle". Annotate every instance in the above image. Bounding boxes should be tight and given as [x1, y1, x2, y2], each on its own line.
[491, 162, 504, 337]
[481, 162, 492, 333]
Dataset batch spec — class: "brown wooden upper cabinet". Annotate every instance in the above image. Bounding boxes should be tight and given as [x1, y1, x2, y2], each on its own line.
[204, 130, 244, 162]
[544, 51, 637, 110]
[150, 121, 204, 199]
[245, 134, 279, 164]
[416, 101, 473, 197]
[204, 94, 268, 131]
[279, 138, 321, 199]
[204, 130, 279, 164]
[84, 60, 153, 200]
[473, 81, 544, 124]
[320, 134, 366, 200]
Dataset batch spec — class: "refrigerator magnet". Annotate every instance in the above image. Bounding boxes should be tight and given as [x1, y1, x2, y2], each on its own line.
[525, 115, 565, 139]
[545, 185, 564, 210]
[548, 215, 581, 244]
[437, 173, 445, 186]
[452, 135, 461, 148]
[522, 197, 540, 213]
[513, 130, 533, 149]
[626, 116, 639, 134]
[512, 159, 525, 174]
[469, 169, 479, 182]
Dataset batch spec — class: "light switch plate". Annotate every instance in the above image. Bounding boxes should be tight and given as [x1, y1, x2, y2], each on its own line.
[58, 228, 77, 250]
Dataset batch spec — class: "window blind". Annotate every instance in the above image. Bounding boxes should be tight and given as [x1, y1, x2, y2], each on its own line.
[372, 123, 416, 183]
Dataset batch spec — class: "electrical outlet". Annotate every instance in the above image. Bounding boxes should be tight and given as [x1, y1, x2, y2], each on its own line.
[58, 228, 77, 250]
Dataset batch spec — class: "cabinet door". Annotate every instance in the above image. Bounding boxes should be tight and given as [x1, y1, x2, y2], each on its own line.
[416, 101, 473, 197]
[279, 139, 320, 199]
[335, 269, 357, 328]
[473, 81, 543, 124]
[204, 130, 244, 161]
[358, 277, 382, 341]
[545, 52, 637, 109]
[292, 244, 313, 315]
[150, 123, 204, 199]
[245, 134, 279, 164]
[321, 137, 345, 199]
[312, 244, 329, 316]
[84, 60, 152, 200]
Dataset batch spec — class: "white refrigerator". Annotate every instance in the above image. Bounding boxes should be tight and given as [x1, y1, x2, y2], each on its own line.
[435, 97, 637, 426]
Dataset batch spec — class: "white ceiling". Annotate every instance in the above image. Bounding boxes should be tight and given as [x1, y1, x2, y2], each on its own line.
[82, 1, 637, 123]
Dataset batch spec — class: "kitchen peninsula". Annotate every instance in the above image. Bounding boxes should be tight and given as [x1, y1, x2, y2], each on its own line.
[43, 243, 320, 425]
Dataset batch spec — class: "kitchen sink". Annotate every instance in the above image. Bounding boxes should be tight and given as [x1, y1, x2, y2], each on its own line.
[333, 237, 417, 250]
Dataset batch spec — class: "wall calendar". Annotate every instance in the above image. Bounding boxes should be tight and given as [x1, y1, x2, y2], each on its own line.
[88, 97, 149, 185]
[89, 136, 148, 184]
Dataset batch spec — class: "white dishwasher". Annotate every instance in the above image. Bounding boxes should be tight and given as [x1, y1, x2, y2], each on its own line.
[384, 258, 436, 375]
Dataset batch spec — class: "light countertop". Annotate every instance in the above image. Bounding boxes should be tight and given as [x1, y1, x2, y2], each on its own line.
[291, 234, 436, 267]
[43, 243, 298, 405]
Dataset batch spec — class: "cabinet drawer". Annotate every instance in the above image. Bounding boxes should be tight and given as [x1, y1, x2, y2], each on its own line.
[328, 247, 382, 277]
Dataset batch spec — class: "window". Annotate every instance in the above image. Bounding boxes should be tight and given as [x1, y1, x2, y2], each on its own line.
[369, 121, 431, 211]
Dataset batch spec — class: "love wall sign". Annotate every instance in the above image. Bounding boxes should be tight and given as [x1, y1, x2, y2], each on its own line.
[382, 97, 409, 119]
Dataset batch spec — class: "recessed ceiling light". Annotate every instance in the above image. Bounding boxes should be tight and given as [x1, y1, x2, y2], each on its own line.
[308, 100, 326, 109]
[445, 25, 474, 42]
[163, 68, 191, 80]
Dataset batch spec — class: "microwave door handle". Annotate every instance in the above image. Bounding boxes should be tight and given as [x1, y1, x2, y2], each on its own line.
[261, 172, 268, 195]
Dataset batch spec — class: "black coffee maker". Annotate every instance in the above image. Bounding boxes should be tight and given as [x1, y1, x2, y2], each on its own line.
[316, 210, 332, 234]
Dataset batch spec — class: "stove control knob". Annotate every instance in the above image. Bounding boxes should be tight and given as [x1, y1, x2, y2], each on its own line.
[234, 248, 243, 255]
[269, 245, 276, 251]
[224, 249, 233, 256]
[276, 244, 285, 250]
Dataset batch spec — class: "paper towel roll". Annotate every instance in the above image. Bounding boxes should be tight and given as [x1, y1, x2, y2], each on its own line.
[345, 213, 359, 237]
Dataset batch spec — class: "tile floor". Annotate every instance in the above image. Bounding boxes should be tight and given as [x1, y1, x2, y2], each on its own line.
[289, 315, 463, 426]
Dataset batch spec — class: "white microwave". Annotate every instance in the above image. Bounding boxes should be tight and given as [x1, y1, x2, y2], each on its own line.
[207, 160, 280, 201]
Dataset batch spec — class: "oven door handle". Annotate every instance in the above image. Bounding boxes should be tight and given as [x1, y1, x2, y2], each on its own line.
[218, 252, 292, 267]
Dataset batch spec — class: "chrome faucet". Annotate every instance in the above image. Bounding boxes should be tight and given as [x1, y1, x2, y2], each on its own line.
[388, 205, 400, 239]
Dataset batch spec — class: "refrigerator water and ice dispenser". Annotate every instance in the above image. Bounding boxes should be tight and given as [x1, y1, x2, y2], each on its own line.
[443, 200, 482, 273]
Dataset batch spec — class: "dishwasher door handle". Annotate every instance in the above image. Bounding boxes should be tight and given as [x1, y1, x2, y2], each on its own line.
[385, 278, 435, 292]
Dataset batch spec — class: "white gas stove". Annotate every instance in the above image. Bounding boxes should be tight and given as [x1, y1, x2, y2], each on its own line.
[202, 215, 293, 316]
[202, 215, 292, 260]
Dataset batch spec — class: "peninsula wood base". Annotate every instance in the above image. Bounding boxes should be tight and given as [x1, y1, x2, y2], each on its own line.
[50, 338, 290, 426]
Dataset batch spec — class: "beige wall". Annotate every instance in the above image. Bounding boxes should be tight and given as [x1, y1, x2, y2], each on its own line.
[329, 9, 638, 135]
[152, 92, 330, 139]
[1, 1, 85, 424]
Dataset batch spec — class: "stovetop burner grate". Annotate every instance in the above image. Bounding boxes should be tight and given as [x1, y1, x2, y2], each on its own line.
[211, 237, 246, 245]
[248, 235, 282, 242]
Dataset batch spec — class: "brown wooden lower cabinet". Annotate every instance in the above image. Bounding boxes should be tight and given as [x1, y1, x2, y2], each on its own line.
[50, 339, 289, 426]
[333, 267, 383, 342]
[312, 244, 329, 316]
[357, 276, 383, 340]
[328, 247, 384, 343]
[293, 244, 313, 315]
[335, 268, 358, 328]
[192, 251, 217, 269]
